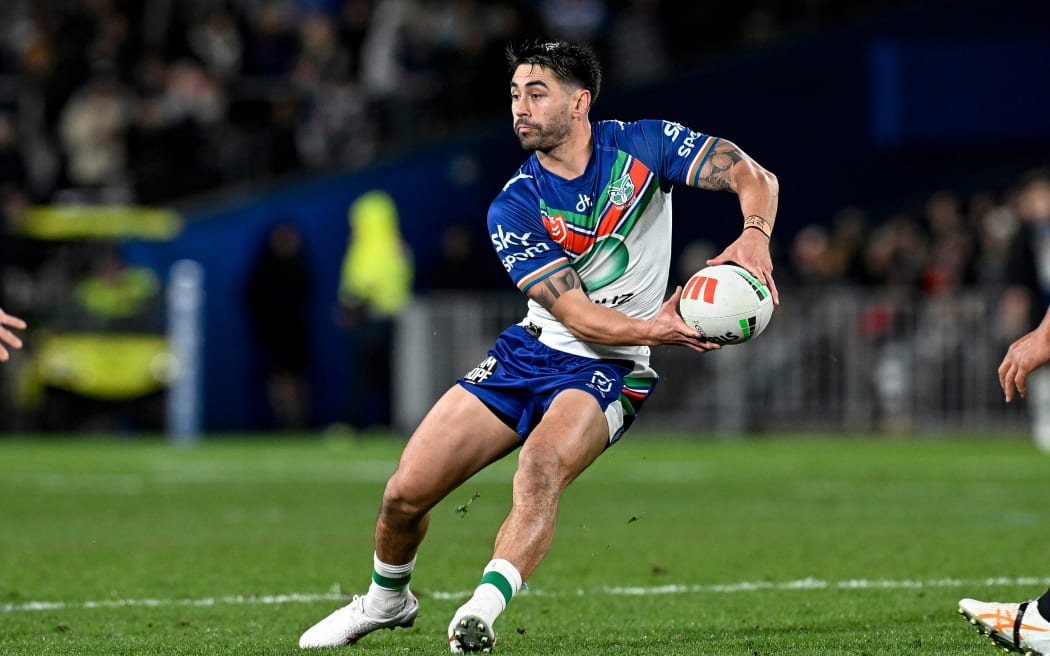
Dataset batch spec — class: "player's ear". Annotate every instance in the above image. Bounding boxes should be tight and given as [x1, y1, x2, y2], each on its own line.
[573, 89, 591, 115]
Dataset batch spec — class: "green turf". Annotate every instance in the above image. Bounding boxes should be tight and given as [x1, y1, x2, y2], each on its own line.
[1, 433, 1046, 655]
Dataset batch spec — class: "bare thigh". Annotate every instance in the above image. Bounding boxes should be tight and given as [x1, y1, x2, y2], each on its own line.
[385, 384, 522, 512]
[516, 388, 611, 493]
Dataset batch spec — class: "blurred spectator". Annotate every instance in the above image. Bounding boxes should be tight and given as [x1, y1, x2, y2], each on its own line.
[57, 74, 132, 199]
[1001, 169, 1050, 451]
[924, 189, 967, 241]
[292, 10, 351, 89]
[920, 230, 974, 297]
[337, 189, 413, 431]
[245, 222, 312, 429]
[242, 2, 300, 77]
[296, 77, 377, 169]
[828, 206, 870, 284]
[1002, 171, 1050, 335]
[124, 57, 226, 202]
[972, 202, 1017, 286]
[787, 224, 838, 285]
[71, 244, 161, 331]
[186, 8, 244, 81]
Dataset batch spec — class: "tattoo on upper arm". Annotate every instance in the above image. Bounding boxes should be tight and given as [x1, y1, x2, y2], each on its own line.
[528, 268, 582, 311]
[695, 140, 744, 192]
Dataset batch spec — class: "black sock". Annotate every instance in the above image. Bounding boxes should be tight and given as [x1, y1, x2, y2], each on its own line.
[1037, 587, 1050, 619]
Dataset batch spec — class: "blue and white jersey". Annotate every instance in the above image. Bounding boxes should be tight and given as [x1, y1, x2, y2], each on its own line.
[488, 119, 719, 398]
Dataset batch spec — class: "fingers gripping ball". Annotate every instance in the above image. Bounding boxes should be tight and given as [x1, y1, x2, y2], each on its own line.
[679, 264, 774, 345]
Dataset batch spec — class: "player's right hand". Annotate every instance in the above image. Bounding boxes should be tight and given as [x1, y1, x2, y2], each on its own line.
[657, 287, 721, 353]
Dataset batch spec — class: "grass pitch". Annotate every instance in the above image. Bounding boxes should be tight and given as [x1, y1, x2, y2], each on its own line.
[1, 433, 1046, 655]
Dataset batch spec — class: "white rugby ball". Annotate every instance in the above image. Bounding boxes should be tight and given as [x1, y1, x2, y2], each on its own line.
[679, 264, 774, 345]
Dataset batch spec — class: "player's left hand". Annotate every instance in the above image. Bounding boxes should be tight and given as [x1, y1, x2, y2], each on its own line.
[0, 308, 27, 361]
[707, 230, 779, 305]
[998, 326, 1050, 402]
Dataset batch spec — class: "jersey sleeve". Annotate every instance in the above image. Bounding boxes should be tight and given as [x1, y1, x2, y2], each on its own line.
[611, 119, 720, 190]
[487, 183, 571, 294]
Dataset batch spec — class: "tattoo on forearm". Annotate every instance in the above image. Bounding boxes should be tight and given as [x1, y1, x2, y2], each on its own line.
[696, 140, 743, 191]
[744, 214, 772, 238]
[530, 268, 582, 310]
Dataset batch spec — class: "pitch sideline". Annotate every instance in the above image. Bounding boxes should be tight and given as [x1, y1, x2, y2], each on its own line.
[4, 576, 1049, 613]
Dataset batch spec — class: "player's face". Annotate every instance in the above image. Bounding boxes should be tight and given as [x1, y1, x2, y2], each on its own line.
[510, 64, 573, 153]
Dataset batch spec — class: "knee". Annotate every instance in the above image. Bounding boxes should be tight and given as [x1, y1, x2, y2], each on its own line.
[379, 473, 429, 522]
[514, 449, 564, 496]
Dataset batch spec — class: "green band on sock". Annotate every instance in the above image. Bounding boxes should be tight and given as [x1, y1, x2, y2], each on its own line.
[372, 570, 410, 589]
[480, 571, 514, 604]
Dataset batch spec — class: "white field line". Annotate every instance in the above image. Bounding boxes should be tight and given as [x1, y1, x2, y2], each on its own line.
[4, 577, 1049, 614]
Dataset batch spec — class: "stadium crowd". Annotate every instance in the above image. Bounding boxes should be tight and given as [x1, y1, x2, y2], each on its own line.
[2, 0, 1047, 437]
[779, 170, 1050, 335]
[0, 0, 910, 207]
[5, 0, 1038, 299]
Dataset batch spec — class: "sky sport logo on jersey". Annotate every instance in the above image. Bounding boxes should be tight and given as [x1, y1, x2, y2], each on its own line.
[678, 264, 774, 345]
[492, 224, 551, 271]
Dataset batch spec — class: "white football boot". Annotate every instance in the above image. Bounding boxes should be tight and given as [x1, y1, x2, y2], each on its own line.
[299, 592, 418, 648]
[959, 598, 1050, 655]
[448, 612, 496, 653]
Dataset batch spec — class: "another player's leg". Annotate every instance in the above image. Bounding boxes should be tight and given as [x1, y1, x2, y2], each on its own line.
[959, 587, 1050, 655]
[449, 389, 612, 653]
[299, 386, 520, 649]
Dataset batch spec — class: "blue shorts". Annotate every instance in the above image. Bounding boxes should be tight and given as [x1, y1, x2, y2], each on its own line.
[457, 324, 654, 444]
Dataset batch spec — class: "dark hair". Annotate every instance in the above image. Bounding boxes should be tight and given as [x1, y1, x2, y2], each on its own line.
[506, 40, 602, 103]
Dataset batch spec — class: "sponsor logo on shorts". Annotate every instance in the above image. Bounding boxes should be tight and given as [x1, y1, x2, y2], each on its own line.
[463, 356, 498, 384]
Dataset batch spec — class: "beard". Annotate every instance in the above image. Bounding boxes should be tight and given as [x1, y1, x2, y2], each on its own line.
[515, 113, 572, 153]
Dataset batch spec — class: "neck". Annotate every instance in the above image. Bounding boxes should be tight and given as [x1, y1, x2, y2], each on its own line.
[536, 121, 592, 180]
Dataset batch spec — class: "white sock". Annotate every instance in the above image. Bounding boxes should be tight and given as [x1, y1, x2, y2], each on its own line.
[365, 553, 415, 615]
[456, 559, 523, 626]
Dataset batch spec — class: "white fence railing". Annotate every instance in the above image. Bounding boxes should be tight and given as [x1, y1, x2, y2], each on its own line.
[394, 288, 1030, 435]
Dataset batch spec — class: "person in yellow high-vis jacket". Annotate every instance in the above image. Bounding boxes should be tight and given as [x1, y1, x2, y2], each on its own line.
[336, 190, 413, 430]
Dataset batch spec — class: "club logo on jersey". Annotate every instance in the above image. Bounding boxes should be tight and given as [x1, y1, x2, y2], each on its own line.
[608, 172, 635, 207]
[463, 356, 498, 384]
[589, 370, 615, 396]
[543, 213, 569, 246]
